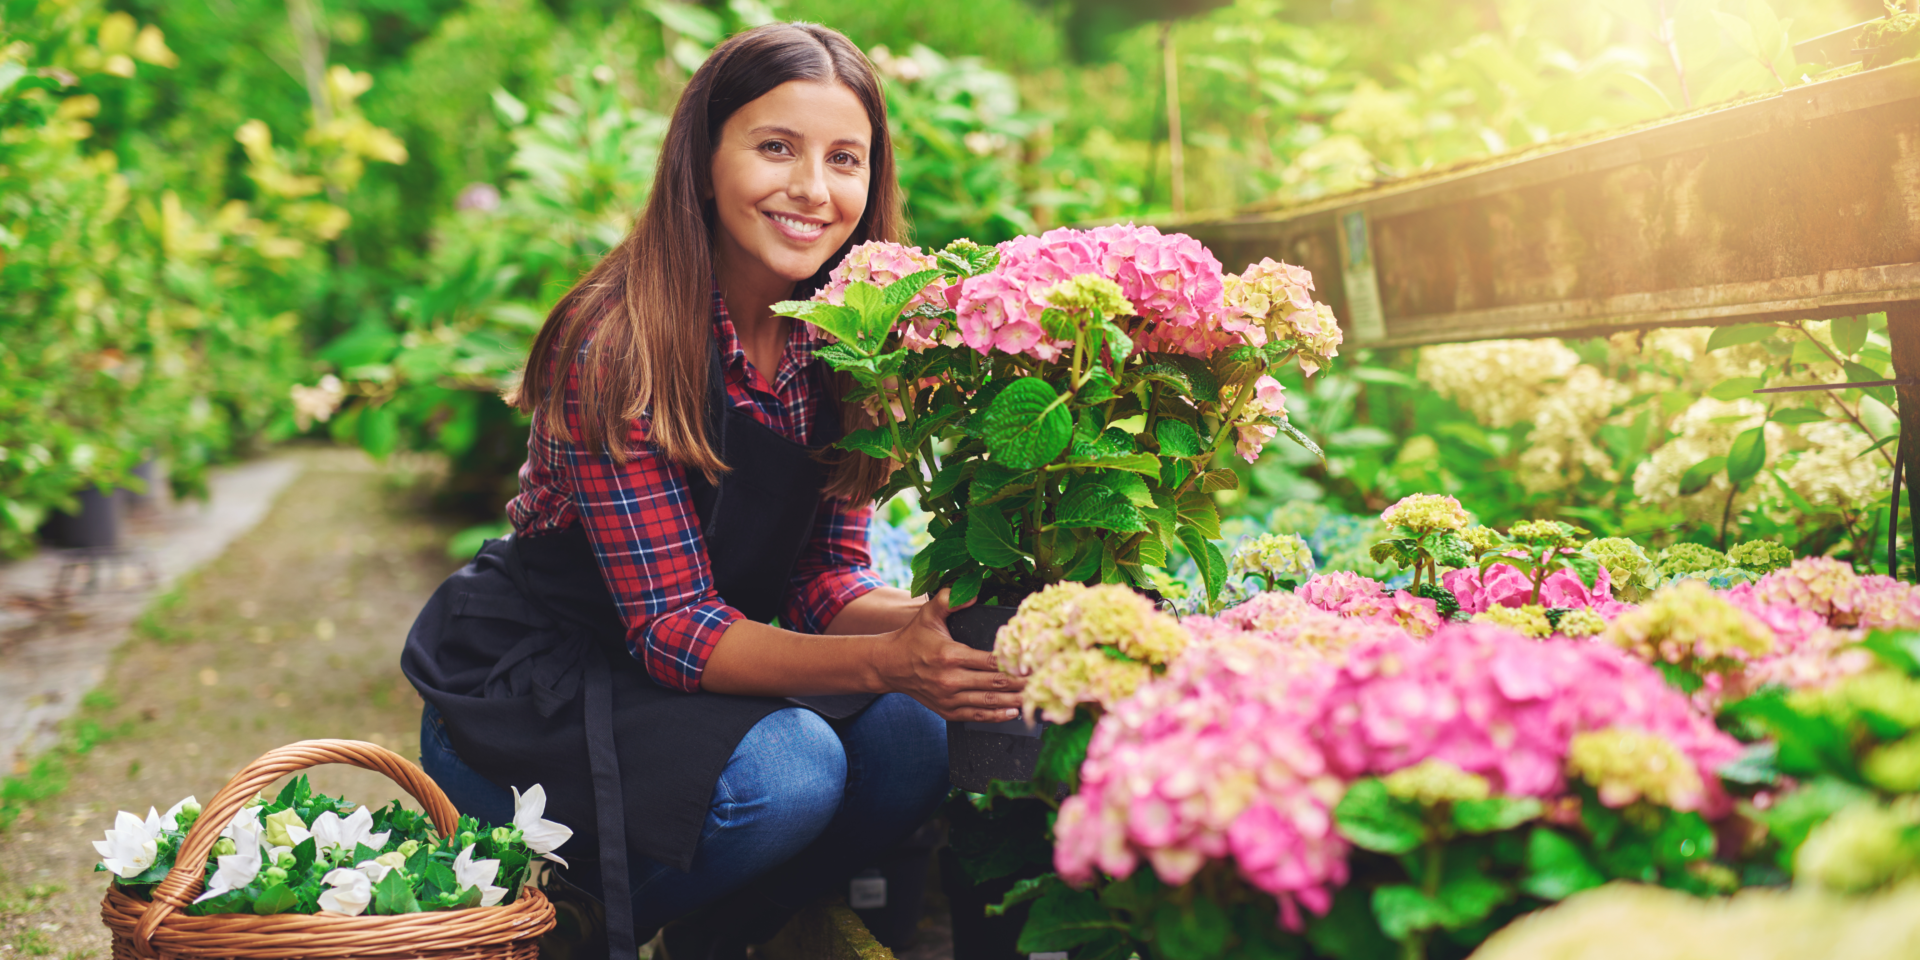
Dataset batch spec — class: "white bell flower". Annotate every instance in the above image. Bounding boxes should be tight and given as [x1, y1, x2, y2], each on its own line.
[158, 796, 199, 831]
[511, 785, 573, 866]
[193, 813, 265, 903]
[308, 806, 389, 856]
[453, 844, 508, 907]
[353, 857, 393, 884]
[317, 867, 373, 916]
[93, 810, 161, 879]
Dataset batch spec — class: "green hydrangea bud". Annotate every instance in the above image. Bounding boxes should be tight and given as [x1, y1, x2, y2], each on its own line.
[396, 839, 421, 859]
[1727, 539, 1793, 575]
[1566, 729, 1706, 811]
[1382, 759, 1490, 805]
[262, 865, 289, 885]
[459, 830, 477, 849]
[213, 837, 237, 858]
[1555, 607, 1607, 638]
[1472, 604, 1553, 638]
[1656, 542, 1727, 577]
[1039, 274, 1132, 320]
[491, 826, 515, 846]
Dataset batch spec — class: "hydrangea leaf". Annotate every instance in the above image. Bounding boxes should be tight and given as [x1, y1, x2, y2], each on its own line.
[1016, 887, 1118, 952]
[1176, 490, 1221, 541]
[1435, 858, 1511, 929]
[1370, 885, 1446, 940]
[985, 873, 1064, 918]
[1150, 897, 1230, 960]
[983, 377, 1072, 470]
[1563, 552, 1601, 590]
[1077, 365, 1117, 404]
[1453, 796, 1544, 834]
[1062, 536, 1103, 581]
[1832, 315, 1869, 355]
[882, 269, 941, 308]
[1429, 531, 1471, 569]
[778, 301, 862, 345]
[1071, 452, 1161, 476]
[1334, 779, 1427, 855]
[1706, 376, 1762, 401]
[1134, 360, 1194, 395]
[1056, 484, 1148, 533]
[1707, 324, 1780, 352]
[1198, 469, 1239, 493]
[966, 504, 1026, 569]
[1725, 426, 1767, 486]
[947, 566, 984, 608]
[1770, 406, 1827, 424]
[1519, 827, 1605, 901]
[1035, 711, 1096, 794]
[1277, 418, 1325, 462]
[928, 460, 972, 500]
[1678, 455, 1728, 496]
[838, 426, 896, 460]
[1155, 419, 1202, 458]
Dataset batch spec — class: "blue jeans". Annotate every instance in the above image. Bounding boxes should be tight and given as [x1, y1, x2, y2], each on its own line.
[419, 694, 948, 935]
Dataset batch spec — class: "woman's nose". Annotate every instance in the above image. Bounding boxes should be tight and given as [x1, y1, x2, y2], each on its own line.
[787, 155, 829, 205]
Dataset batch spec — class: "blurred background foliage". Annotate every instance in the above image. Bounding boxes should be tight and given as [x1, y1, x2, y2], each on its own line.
[2, 0, 1903, 565]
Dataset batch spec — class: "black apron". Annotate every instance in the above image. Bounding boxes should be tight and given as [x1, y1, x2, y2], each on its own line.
[400, 342, 875, 959]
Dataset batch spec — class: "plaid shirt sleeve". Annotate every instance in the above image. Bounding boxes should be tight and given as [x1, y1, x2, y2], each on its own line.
[562, 369, 742, 694]
[782, 496, 886, 634]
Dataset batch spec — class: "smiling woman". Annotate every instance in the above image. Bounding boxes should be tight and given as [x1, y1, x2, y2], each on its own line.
[399, 21, 1023, 960]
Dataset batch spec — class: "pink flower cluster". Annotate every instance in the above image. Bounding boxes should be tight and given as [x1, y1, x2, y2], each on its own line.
[1716, 560, 1919, 690]
[952, 225, 1228, 361]
[1443, 560, 1627, 617]
[1317, 624, 1742, 814]
[1057, 620, 1741, 932]
[1297, 572, 1442, 637]
[1232, 375, 1288, 462]
[814, 241, 954, 350]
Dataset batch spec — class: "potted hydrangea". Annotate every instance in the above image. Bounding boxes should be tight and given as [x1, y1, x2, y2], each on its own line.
[776, 227, 1337, 787]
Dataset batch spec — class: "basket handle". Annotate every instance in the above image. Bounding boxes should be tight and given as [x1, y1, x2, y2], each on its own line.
[132, 739, 462, 956]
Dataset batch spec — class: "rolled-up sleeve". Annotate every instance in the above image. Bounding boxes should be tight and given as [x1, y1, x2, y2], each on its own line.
[782, 497, 886, 634]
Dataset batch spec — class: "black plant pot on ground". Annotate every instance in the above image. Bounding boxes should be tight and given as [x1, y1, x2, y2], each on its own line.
[946, 604, 1045, 792]
[43, 487, 122, 549]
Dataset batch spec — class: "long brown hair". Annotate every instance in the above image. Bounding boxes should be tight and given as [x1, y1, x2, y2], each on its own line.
[510, 22, 899, 500]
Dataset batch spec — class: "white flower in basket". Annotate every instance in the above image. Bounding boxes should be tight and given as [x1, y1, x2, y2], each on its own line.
[318, 866, 374, 916]
[309, 805, 390, 855]
[511, 785, 572, 866]
[454, 844, 509, 907]
[93, 810, 162, 879]
[194, 808, 265, 903]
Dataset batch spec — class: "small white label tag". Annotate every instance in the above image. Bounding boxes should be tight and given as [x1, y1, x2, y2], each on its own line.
[1029, 953, 1070, 960]
[849, 875, 888, 909]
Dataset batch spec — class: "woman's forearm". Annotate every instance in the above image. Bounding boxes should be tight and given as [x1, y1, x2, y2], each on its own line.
[822, 585, 922, 635]
[699, 619, 890, 697]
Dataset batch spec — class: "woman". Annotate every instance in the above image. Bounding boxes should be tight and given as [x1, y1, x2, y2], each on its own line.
[400, 22, 1025, 960]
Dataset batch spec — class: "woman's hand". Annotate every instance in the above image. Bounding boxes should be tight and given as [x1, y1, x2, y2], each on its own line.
[875, 589, 1026, 723]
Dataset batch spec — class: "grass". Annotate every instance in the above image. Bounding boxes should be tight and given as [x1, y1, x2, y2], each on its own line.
[0, 692, 126, 833]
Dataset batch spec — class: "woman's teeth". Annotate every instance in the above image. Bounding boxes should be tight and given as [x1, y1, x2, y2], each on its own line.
[769, 213, 824, 237]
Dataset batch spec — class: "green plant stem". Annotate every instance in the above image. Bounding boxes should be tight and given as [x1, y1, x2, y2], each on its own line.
[1794, 322, 1896, 469]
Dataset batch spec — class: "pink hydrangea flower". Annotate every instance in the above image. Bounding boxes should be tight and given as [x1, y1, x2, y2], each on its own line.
[815, 241, 951, 349]
[1749, 557, 1868, 625]
[952, 225, 1230, 362]
[1444, 560, 1615, 614]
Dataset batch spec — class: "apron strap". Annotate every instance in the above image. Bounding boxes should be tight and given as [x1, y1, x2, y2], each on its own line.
[585, 646, 636, 960]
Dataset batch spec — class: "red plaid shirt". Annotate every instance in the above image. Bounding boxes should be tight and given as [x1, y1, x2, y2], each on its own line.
[506, 291, 883, 693]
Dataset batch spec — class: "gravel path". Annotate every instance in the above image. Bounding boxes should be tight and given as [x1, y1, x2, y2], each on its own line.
[0, 449, 464, 958]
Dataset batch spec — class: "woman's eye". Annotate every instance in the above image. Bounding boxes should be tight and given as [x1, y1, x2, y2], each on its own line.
[831, 151, 863, 167]
[760, 141, 791, 155]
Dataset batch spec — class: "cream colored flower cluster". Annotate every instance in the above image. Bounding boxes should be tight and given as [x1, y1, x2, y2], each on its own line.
[1566, 728, 1708, 811]
[1631, 398, 1778, 524]
[1221, 257, 1343, 375]
[1601, 580, 1775, 666]
[1415, 338, 1579, 429]
[1515, 365, 1632, 494]
[1229, 533, 1317, 586]
[994, 582, 1189, 723]
[1380, 493, 1470, 533]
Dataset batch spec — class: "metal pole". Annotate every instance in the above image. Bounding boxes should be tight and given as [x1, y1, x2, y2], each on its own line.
[1888, 303, 1920, 579]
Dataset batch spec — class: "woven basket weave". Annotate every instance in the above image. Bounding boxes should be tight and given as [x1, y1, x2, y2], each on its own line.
[101, 739, 556, 960]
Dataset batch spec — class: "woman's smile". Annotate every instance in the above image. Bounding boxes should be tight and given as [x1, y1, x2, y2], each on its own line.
[764, 210, 830, 242]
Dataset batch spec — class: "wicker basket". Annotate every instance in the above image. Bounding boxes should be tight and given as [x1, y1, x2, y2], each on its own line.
[101, 739, 556, 960]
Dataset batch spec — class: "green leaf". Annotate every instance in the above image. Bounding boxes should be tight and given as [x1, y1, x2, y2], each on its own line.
[1520, 828, 1604, 901]
[1062, 537, 1103, 581]
[1705, 324, 1779, 351]
[1678, 456, 1727, 496]
[1176, 490, 1221, 541]
[1156, 419, 1202, 458]
[372, 868, 422, 915]
[1453, 796, 1544, 834]
[882, 269, 941, 307]
[1333, 779, 1427, 855]
[1177, 525, 1225, 603]
[1563, 552, 1601, 591]
[1035, 712, 1096, 793]
[1198, 469, 1239, 493]
[1846, 360, 1897, 407]
[984, 378, 1073, 470]
[1833, 316, 1869, 356]
[1055, 484, 1149, 533]
[929, 461, 972, 500]
[358, 404, 398, 460]
[1770, 407, 1827, 424]
[1371, 885, 1445, 940]
[948, 567, 984, 608]
[1716, 742, 1781, 786]
[970, 463, 1035, 506]
[966, 504, 1026, 568]
[1435, 858, 1511, 930]
[252, 883, 298, 915]
[1017, 888, 1116, 952]
[1150, 897, 1229, 960]
[838, 426, 896, 460]
[1277, 418, 1326, 461]
[783, 302, 863, 344]
[1134, 360, 1194, 395]
[1099, 322, 1134, 362]
[987, 874, 1063, 917]
[1726, 426, 1767, 486]
[1706, 376, 1762, 402]
[1070, 452, 1161, 476]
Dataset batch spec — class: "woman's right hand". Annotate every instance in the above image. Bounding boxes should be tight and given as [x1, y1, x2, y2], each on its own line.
[875, 589, 1026, 723]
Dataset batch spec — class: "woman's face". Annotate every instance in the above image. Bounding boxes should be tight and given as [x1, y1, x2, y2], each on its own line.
[710, 79, 871, 288]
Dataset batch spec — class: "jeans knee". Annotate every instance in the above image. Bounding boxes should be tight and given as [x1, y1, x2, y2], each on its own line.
[717, 708, 847, 838]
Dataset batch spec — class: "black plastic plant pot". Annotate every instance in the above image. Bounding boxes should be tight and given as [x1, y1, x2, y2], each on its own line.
[45, 487, 122, 549]
[947, 604, 1045, 792]
[120, 459, 163, 512]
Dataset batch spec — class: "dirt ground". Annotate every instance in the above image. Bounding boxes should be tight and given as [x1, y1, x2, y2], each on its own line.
[0, 451, 466, 958]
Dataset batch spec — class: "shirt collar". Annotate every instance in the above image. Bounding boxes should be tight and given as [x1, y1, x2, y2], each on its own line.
[710, 286, 821, 394]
